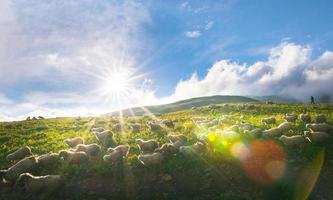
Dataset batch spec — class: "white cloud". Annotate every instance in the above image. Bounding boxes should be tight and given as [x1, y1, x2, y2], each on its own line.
[205, 21, 214, 30]
[0, 1, 151, 83]
[169, 42, 333, 102]
[185, 30, 201, 38]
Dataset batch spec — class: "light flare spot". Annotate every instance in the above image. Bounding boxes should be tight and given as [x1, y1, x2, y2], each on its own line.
[231, 142, 250, 161]
[208, 132, 216, 142]
[264, 160, 286, 181]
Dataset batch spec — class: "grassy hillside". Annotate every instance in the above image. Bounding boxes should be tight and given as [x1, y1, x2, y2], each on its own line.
[108, 95, 259, 116]
[1, 103, 333, 199]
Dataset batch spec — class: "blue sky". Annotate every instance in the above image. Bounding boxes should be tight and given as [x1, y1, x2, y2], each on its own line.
[1, 0, 333, 120]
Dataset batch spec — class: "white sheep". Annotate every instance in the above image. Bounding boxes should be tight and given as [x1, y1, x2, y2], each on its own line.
[112, 123, 122, 132]
[94, 130, 113, 143]
[138, 152, 164, 166]
[130, 123, 141, 133]
[64, 137, 83, 148]
[3, 156, 38, 181]
[59, 150, 89, 164]
[299, 114, 311, 123]
[103, 150, 123, 164]
[146, 121, 162, 131]
[244, 128, 262, 138]
[106, 145, 130, 157]
[261, 117, 276, 125]
[304, 131, 331, 143]
[315, 114, 327, 123]
[283, 114, 297, 122]
[263, 127, 283, 137]
[167, 134, 188, 143]
[91, 127, 104, 132]
[37, 153, 60, 168]
[155, 140, 183, 155]
[15, 173, 65, 199]
[135, 139, 159, 152]
[278, 122, 293, 132]
[74, 143, 101, 157]
[279, 135, 309, 146]
[306, 123, 332, 132]
[162, 120, 174, 128]
[6, 146, 32, 162]
[179, 142, 206, 156]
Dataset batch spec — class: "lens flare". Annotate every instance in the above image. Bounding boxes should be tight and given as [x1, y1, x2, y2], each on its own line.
[208, 132, 217, 142]
[241, 140, 287, 185]
[231, 142, 250, 161]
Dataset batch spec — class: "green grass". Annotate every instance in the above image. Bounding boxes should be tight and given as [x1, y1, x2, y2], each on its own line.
[1, 103, 333, 199]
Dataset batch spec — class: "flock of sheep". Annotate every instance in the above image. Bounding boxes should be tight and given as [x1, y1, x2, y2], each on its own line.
[0, 121, 205, 199]
[261, 113, 332, 145]
[0, 107, 332, 199]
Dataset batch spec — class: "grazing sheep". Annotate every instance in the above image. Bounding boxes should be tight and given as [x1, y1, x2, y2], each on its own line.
[315, 114, 327, 123]
[155, 140, 183, 155]
[64, 137, 83, 148]
[279, 135, 308, 146]
[262, 117, 276, 125]
[179, 142, 206, 156]
[3, 156, 38, 181]
[244, 128, 262, 138]
[162, 120, 174, 128]
[15, 173, 65, 199]
[284, 114, 297, 122]
[92, 127, 104, 133]
[59, 150, 88, 164]
[6, 146, 32, 162]
[300, 114, 311, 123]
[146, 121, 162, 131]
[130, 123, 141, 133]
[107, 145, 130, 157]
[208, 104, 220, 109]
[168, 134, 188, 143]
[74, 144, 101, 157]
[306, 123, 332, 132]
[135, 139, 159, 152]
[304, 131, 331, 143]
[94, 130, 113, 143]
[37, 153, 60, 168]
[278, 122, 293, 132]
[138, 152, 164, 166]
[112, 123, 122, 132]
[103, 150, 123, 164]
[263, 127, 283, 137]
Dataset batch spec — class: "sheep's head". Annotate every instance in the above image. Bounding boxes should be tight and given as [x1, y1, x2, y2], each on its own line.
[304, 131, 311, 137]
[107, 147, 115, 154]
[135, 139, 143, 145]
[15, 173, 33, 191]
[59, 150, 69, 159]
[279, 135, 287, 141]
[0, 170, 7, 179]
[305, 124, 312, 129]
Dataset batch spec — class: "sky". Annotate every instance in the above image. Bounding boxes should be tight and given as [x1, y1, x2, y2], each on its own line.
[1, 0, 333, 120]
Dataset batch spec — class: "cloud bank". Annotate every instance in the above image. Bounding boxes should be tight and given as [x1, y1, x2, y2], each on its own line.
[170, 42, 333, 102]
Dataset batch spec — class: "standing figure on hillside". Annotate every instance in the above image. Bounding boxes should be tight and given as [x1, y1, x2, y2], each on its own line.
[311, 96, 315, 104]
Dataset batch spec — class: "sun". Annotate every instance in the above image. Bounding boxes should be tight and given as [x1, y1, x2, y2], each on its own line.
[99, 69, 132, 98]
[103, 71, 130, 94]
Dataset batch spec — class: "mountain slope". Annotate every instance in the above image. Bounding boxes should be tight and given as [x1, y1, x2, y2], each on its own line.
[107, 95, 258, 116]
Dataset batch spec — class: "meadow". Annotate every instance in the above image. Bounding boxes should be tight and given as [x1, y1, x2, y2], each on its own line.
[0, 103, 333, 200]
